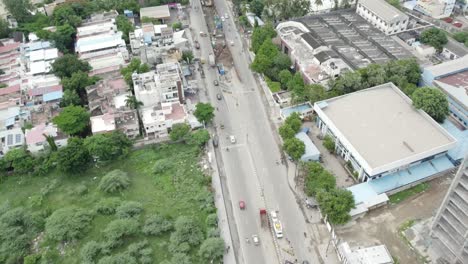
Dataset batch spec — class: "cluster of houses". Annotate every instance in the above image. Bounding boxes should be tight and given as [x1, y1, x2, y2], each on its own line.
[0, 5, 199, 156]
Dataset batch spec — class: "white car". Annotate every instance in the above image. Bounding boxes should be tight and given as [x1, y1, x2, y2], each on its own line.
[225, 13, 229, 19]
[252, 235, 259, 245]
[230, 135, 236, 144]
[221, 16, 225, 22]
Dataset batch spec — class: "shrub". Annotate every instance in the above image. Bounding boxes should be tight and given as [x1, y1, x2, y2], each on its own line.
[95, 198, 121, 215]
[126, 241, 152, 264]
[97, 252, 137, 264]
[323, 135, 335, 153]
[115, 201, 143, 219]
[207, 227, 220, 238]
[205, 213, 218, 227]
[170, 216, 204, 246]
[98, 170, 130, 193]
[103, 219, 139, 247]
[142, 214, 173, 236]
[80, 241, 101, 263]
[198, 237, 225, 262]
[172, 253, 192, 264]
[45, 207, 93, 242]
[153, 159, 173, 174]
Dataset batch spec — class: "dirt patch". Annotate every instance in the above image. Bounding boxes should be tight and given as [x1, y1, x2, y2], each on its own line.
[335, 174, 453, 263]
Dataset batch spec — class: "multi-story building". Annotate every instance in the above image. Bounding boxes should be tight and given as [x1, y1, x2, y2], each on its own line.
[414, 0, 456, 18]
[431, 157, 468, 264]
[0, 39, 22, 87]
[422, 56, 468, 129]
[356, 0, 409, 35]
[141, 102, 186, 138]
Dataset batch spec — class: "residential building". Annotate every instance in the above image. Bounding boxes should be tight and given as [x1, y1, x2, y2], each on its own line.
[295, 131, 320, 162]
[0, 127, 24, 156]
[86, 76, 129, 116]
[309, 0, 356, 13]
[115, 110, 139, 139]
[141, 102, 186, 138]
[0, 39, 22, 87]
[91, 113, 116, 134]
[414, 0, 456, 18]
[337, 242, 394, 264]
[356, 0, 409, 35]
[430, 157, 468, 264]
[140, 5, 171, 22]
[75, 11, 129, 76]
[442, 38, 468, 61]
[422, 56, 468, 129]
[314, 82, 456, 183]
[133, 62, 184, 108]
[273, 90, 292, 107]
[25, 123, 67, 153]
[276, 11, 412, 87]
[0, 84, 22, 109]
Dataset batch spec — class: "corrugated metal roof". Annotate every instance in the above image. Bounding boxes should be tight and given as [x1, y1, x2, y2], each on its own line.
[358, 0, 408, 22]
[43, 91, 63, 102]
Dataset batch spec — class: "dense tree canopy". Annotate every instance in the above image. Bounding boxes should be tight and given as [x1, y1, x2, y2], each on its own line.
[170, 123, 191, 142]
[52, 54, 92, 78]
[251, 24, 277, 54]
[283, 137, 305, 161]
[142, 214, 173, 236]
[0, 19, 10, 39]
[56, 137, 91, 173]
[194, 103, 215, 124]
[53, 105, 90, 136]
[84, 131, 132, 162]
[304, 168, 336, 197]
[411, 87, 449, 123]
[420, 28, 448, 51]
[98, 170, 131, 193]
[3, 0, 33, 23]
[2, 148, 35, 175]
[121, 59, 151, 86]
[316, 188, 355, 225]
[170, 216, 204, 247]
[116, 15, 134, 43]
[198, 237, 225, 262]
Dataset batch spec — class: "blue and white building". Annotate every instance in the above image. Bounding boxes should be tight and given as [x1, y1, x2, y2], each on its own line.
[422, 55, 468, 129]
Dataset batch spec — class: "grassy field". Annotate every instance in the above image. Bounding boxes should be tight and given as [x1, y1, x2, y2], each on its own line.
[0, 143, 215, 263]
[389, 183, 430, 204]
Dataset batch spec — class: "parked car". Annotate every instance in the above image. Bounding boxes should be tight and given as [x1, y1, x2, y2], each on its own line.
[212, 135, 219, 147]
[230, 135, 236, 144]
[216, 93, 222, 100]
[213, 80, 219, 86]
[252, 235, 259, 245]
[225, 13, 229, 19]
[239, 200, 245, 210]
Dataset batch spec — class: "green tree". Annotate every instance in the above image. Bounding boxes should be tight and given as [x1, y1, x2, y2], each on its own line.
[278, 69, 293, 88]
[170, 123, 191, 142]
[3, 148, 36, 175]
[284, 112, 302, 132]
[194, 102, 215, 124]
[115, 201, 143, 219]
[387, 0, 400, 8]
[453, 32, 468, 43]
[45, 207, 93, 242]
[142, 214, 173, 236]
[56, 137, 91, 173]
[53, 105, 90, 136]
[125, 95, 144, 110]
[51, 54, 91, 78]
[84, 131, 132, 161]
[44, 134, 58, 151]
[98, 169, 131, 193]
[50, 24, 76, 53]
[411, 87, 449, 123]
[172, 253, 192, 264]
[170, 216, 204, 246]
[182, 50, 194, 64]
[121, 58, 150, 86]
[273, 53, 292, 71]
[316, 188, 355, 225]
[288, 73, 306, 102]
[2, 0, 33, 23]
[187, 129, 210, 146]
[251, 39, 279, 73]
[323, 135, 335, 153]
[172, 21, 182, 30]
[250, 0, 265, 16]
[52, 4, 82, 27]
[98, 253, 137, 264]
[279, 124, 296, 140]
[103, 219, 139, 244]
[0, 19, 10, 39]
[61, 89, 82, 107]
[198, 237, 225, 262]
[420, 27, 448, 51]
[251, 24, 277, 54]
[283, 137, 305, 161]
[81, 241, 101, 263]
[61, 71, 100, 104]
[358, 64, 386, 87]
[331, 71, 362, 93]
[304, 84, 327, 104]
[116, 15, 134, 43]
[304, 169, 336, 196]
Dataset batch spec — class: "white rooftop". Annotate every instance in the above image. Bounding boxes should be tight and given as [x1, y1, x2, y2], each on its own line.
[91, 113, 116, 134]
[29, 48, 58, 62]
[113, 92, 130, 109]
[358, 0, 409, 22]
[315, 83, 456, 171]
[424, 55, 468, 77]
[30, 60, 52, 75]
[75, 32, 125, 53]
[77, 21, 116, 37]
[87, 53, 125, 70]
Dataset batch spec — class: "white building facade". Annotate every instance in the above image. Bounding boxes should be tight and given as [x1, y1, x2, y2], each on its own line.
[414, 0, 456, 18]
[356, 0, 409, 35]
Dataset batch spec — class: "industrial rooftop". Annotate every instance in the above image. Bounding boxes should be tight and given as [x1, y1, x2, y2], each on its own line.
[316, 83, 456, 169]
[289, 10, 412, 69]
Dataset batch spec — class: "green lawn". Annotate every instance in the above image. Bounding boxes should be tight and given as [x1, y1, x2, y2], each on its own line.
[0, 143, 215, 263]
[389, 183, 430, 204]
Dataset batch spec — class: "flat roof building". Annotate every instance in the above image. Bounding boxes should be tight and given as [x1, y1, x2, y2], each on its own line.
[140, 5, 171, 21]
[314, 82, 456, 181]
[414, 0, 456, 19]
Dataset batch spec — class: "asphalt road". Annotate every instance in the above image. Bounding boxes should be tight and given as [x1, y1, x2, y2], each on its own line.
[189, 1, 321, 263]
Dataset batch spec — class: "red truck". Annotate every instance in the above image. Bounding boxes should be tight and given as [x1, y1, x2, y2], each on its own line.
[260, 209, 268, 228]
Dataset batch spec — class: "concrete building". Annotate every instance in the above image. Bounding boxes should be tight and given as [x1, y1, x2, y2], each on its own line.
[314, 82, 457, 182]
[295, 131, 320, 162]
[430, 157, 468, 264]
[75, 11, 129, 76]
[414, 0, 456, 18]
[91, 113, 116, 134]
[25, 123, 67, 153]
[140, 5, 171, 22]
[356, 0, 409, 35]
[0, 127, 24, 156]
[442, 38, 468, 61]
[0, 39, 22, 87]
[309, 0, 356, 13]
[422, 56, 468, 129]
[133, 62, 184, 108]
[276, 11, 412, 86]
[141, 102, 186, 138]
